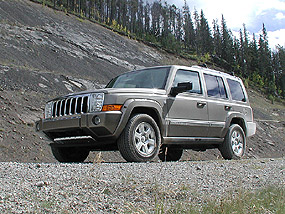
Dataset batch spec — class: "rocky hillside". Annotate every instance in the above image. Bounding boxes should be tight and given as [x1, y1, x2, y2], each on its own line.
[0, 0, 284, 162]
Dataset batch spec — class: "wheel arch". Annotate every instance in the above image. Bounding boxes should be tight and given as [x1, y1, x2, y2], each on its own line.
[130, 107, 162, 130]
[223, 113, 247, 137]
[230, 117, 246, 135]
[113, 99, 164, 138]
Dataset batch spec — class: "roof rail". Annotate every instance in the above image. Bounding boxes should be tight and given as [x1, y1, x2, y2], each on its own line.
[198, 63, 207, 68]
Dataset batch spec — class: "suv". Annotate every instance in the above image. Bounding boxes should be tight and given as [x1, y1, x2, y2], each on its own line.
[36, 65, 256, 162]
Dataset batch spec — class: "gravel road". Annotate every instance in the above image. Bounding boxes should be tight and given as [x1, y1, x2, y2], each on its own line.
[0, 158, 284, 213]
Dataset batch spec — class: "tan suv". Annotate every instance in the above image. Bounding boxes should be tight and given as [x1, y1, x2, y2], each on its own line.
[36, 65, 256, 162]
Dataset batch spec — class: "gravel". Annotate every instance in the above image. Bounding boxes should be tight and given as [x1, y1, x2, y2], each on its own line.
[0, 158, 284, 213]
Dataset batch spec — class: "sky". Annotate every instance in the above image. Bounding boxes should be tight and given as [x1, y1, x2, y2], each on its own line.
[165, 0, 285, 50]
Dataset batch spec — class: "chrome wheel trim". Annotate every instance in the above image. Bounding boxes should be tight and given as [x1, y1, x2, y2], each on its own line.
[133, 122, 156, 157]
[231, 130, 244, 157]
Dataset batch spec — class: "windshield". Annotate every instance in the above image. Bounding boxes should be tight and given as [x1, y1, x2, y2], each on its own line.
[106, 67, 170, 89]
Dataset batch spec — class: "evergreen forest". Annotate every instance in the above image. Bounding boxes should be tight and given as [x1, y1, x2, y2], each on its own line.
[35, 0, 284, 98]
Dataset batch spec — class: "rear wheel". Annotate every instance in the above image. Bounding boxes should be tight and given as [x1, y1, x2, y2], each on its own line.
[51, 146, 89, 163]
[219, 124, 246, 160]
[117, 114, 161, 162]
[158, 147, 183, 162]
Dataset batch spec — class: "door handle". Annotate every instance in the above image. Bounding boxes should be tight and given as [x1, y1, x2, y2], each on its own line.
[197, 101, 207, 108]
[224, 105, 232, 111]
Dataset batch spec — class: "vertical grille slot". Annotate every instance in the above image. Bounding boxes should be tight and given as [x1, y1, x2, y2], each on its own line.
[76, 97, 82, 113]
[71, 98, 76, 114]
[61, 100, 66, 116]
[83, 96, 89, 113]
[66, 98, 71, 115]
[56, 101, 61, 117]
[52, 102, 56, 117]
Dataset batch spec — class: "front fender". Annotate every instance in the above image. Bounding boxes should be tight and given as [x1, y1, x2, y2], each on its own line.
[113, 99, 164, 138]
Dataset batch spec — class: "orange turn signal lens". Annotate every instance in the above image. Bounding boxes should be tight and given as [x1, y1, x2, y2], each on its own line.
[102, 105, 122, 111]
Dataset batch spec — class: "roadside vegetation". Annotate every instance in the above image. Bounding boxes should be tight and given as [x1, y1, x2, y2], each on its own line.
[151, 186, 285, 213]
[31, 0, 284, 99]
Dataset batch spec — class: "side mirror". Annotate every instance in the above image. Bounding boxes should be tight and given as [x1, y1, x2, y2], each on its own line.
[170, 82, 193, 96]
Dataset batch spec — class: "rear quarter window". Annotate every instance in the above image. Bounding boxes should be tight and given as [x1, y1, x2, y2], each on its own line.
[227, 79, 246, 102]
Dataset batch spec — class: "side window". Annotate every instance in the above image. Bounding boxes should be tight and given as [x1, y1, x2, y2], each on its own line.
[227, 79, 246, 102]
[204, 74, 227, 99]
[172, 70, 202, 94]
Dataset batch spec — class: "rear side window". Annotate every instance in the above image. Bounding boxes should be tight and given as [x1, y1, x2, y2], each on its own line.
[173, 70, 202, 94]
[204, 74, 227, 99]
[227, 79, 246, 102]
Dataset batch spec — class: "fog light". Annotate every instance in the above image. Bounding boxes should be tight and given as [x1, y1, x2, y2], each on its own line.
[92, 116, 101, 125]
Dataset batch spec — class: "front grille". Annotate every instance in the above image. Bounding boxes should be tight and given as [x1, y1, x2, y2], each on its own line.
[52, 95, 89, 118]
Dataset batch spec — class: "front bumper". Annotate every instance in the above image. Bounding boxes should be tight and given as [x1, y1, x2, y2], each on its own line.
[36, 111, 122, 143]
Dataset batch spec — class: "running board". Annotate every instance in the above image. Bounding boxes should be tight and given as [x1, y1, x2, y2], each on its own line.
[163, 137, 224, 145]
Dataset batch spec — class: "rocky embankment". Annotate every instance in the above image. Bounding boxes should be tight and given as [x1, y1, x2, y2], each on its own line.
[0, 158, 284, 213]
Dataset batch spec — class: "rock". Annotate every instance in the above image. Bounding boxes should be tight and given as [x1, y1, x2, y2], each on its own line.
[196, 166, 202, 170]
[264, 141, 275, 146]
[35, 181, 45, 187]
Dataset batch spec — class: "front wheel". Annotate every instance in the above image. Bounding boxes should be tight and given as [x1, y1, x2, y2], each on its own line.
[51, 146, 89, 163]
[219, 124, 246, 160]
[117, 114, 161, 162]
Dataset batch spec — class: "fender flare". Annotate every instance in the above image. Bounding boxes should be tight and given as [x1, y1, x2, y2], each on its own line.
[222, 112, 247, 137]
[113, 99, 164, 138]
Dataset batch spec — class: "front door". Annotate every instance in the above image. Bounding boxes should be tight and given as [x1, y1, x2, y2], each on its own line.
[166, 69, 209, 137]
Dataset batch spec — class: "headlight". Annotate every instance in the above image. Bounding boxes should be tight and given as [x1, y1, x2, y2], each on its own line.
[44, 102, 53, 119]
[89, 93, 104, 112]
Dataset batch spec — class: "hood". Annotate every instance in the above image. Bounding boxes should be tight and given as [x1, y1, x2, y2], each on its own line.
[49, 88, 166, 101]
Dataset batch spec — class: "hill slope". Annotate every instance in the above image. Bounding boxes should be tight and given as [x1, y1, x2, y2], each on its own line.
[0, 0, 284, 162]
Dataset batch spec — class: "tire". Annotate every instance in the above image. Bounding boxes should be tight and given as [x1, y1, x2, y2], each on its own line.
[117, 114, 161, 162]
[219, 124, 246, 160]
[51, 146, 89, 163]
[158, 147, 183, 162]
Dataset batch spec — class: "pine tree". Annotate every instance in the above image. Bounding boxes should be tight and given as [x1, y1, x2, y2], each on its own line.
[258, 24, 274, 92]
[144, 2, 150, 34]
[176, 9, 183, 42]
[182, 2, 195, 51]
[238, 29, 245, 75]
[151, 1, 162, 37]
[272, 46, 285, 96]
[198, 10, 213, 55]
[129, 0, 138, 33]
[242, 24, 249, 77]
[248, 33, 259, 74]
[110, 0, 117, 24]
[137, 0, 144, 36]
[221, 15, 234, 67]
[161, 2, 170, 38]
[212, 19, 222, 57]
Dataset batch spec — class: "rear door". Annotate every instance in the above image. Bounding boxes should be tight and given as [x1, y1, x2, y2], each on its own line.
[166, 69, 209, 137]
[203, 73, 231, 137]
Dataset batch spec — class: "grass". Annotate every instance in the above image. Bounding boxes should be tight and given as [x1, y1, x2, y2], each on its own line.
[153, 186, 284, 214]
[76, 17, 85, 23]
